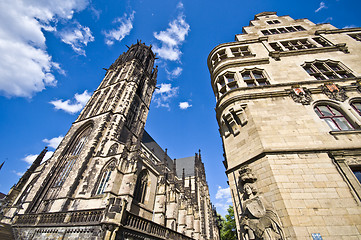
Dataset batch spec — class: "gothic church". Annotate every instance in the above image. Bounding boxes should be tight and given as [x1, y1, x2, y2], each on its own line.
[1, 42, 220, 240]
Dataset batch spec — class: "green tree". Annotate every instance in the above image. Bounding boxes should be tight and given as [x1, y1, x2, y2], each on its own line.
[220, 206, 237, 240]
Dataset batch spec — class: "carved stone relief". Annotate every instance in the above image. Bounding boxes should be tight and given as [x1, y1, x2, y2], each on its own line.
[238, 167, 284, 240]
[321, 83, 348, 102]
[289, 86, 312, 105]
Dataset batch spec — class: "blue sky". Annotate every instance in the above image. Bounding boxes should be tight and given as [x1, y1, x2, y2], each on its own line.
[0, 0, 360, 216]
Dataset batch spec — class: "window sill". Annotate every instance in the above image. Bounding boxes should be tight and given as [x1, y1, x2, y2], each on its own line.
[329, 129, 361, 135]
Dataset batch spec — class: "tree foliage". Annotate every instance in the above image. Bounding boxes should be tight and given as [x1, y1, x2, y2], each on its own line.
[220, 205, 237, 240]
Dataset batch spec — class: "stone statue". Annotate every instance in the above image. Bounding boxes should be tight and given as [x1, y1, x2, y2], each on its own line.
[240, 183, 284, 240]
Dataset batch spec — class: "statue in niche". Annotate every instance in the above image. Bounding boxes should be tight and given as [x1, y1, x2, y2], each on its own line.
[240, 183, 284, 240]
[238, 167, 284, 240]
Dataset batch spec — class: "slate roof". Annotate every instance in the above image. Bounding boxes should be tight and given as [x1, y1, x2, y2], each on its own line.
[141, 130, 174, 169]
[176, 156, 195, 178]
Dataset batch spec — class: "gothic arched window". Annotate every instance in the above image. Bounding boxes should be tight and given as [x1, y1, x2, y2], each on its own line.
[91, 88, 110, 116]
[314, 104, 354, 131]
[80, 92, 100, 120]
[134, 170, 149, 203]
[53, 125, 92, 187]
[96, 160, 116, 195]
[103, 84, 120, 112]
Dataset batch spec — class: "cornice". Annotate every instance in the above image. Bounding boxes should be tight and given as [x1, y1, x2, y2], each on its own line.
[315, 27, 361, 35]
[215, 77, 361, 116]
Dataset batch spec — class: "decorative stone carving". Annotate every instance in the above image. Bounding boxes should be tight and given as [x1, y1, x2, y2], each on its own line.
[238, 167, 284, 240]
[107, 143, 118, 156]
[321, 83, 348, 102]
[289, 86, 312, 105]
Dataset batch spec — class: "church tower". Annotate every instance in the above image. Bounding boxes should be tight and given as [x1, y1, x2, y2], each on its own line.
[3, 41, 159, 239]
[209, 12, 361, 240]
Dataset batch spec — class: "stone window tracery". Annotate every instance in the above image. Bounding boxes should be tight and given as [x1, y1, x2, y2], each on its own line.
[80, 92, 100, 120]
[241, 69, 269, 87]
[134, 170, 149, 203]
[95, 160, 115, 195]
[314, 104, 354, 131]
[91, 88, 110, 116]
[303, 60, 354, 80]
[217, 72, 238, 96]
[103, 84, 120, 112]
[54, 126, 92, 187]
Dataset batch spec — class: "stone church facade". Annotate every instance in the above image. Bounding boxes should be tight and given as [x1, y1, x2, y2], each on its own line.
[208, 12, 361, 240]
[2, 42, 220, 240]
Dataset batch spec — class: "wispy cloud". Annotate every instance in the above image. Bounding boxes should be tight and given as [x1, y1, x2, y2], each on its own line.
[153, 7, 190, 61]
[60, 23, 94, 55]
[0, 0, 89, 98]
[152, 83, 179, 109]
[22, 151, 53, 165]
[43, 136, 64, 149]
[50, 90, 91, 114]
[166, 67, 183, 79]
[12, 170, 24, 177]
[214, 186, 232, 217]
[179, 101, 192, 110]
[315, 2, 327, 13]
[103, 11, 135, 46]
[343, 25, 359, 29]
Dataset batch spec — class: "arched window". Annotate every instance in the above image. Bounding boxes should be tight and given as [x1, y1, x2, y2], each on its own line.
[96, 161, 115, 195]
[314, 104, 354, 131]
[90, 88, 110, 116]
[53, 125, 92, 187]
[103, 84, 120, 112]
[134, 170, 148, 203]
[80, 92, 100, 120]
[351, 101, 361, 116]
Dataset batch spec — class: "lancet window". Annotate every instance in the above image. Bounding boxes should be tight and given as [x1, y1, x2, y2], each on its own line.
[80, 92, 100, 120]
[134, 170, 149, 203]
[53, 126, 92, 187]
[95, 160, 115, 195]
[91, 88, 110, 116]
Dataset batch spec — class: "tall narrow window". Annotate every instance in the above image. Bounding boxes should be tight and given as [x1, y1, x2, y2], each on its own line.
[80, 92, 100, 120]
[54, 126, 92, 187]
[96, 161, 115, 195]
[314, 104, 354, 131]
[134, 170, 149, 203]
[103, 84, 120, 112]
[303, 60, 355, 80]
[91, 88, 110, 116]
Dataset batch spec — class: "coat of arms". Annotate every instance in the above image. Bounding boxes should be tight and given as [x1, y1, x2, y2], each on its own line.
[289, 86, 312, 105]
[321, 83, 348, 102]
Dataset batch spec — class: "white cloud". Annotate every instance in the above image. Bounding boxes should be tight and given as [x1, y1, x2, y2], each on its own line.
[152, 83, 179, 108]
[0, 0, 89, 97]
[103, 11, 135, 46]
[43, 136, 64, 149]
[22, 151, 54, 165]
[179, 101, 192, 110]
[153, 12, 190, 61]
[12, 170, 24, 177]
[50, 90, 91, 114]
[60, 23, 94, 55]
[166, 67, 183, 79]
[177, 2, 184, 9]
[216, 186, 231, 199]
[315, 2, 327, 13]
[214, 186, 232, 217]
[343, 25, 358, 29]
